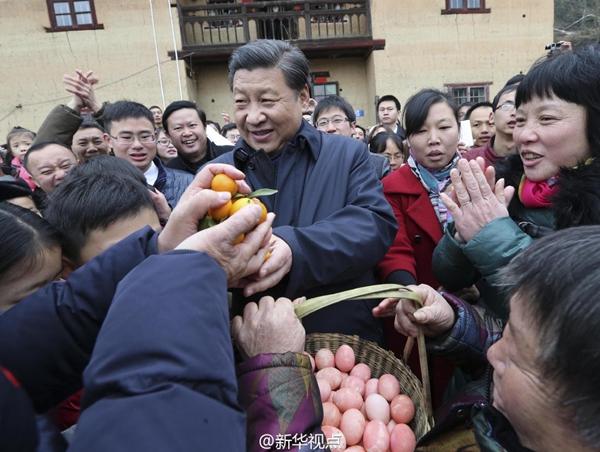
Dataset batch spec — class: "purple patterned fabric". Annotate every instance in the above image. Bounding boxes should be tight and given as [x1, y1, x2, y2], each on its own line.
[238, 352, 324, 451]
[428, 293, 504, 368]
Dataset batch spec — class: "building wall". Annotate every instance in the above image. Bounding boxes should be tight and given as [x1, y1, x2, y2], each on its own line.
[369, 0, 554, 114]
[197, 0, 554, 127]
[309, 58, 370, 126]
[0, 0, 187, 139]
[192, 63, 232, 123]
[0, 0, 554, 139]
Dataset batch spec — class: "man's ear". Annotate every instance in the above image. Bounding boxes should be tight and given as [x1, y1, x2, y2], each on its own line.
[60, 256, 77, 279]
[351, 121, 357, 134]
[489, 111, 495, 122]
[28, 172, 41, 189]
[102, 132, 110, 144]
[299, 85, 311, 107]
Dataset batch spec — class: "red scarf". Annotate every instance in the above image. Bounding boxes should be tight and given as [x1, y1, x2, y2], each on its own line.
[518, 175, 558, 208]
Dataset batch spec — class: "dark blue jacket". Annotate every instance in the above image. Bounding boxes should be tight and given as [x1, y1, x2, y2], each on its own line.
[0, 227, 159, 416]
[71, 251, 245, 451]
[0, 229, 248, 451]
[154, 157, 193, 207]
[211, 121, 397, 344]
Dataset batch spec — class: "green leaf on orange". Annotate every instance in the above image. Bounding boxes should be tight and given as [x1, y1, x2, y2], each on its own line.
[249, 188, 278, 198]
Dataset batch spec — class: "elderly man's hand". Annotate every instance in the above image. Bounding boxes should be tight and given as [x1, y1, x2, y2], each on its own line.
[241, 235, 292, 297]
[157, 164, 251, 252]
[394, 285, 456, 338]
[175, 204, 274, 286]
[232, 297, 305, 359]
[440, 158, 514, 243]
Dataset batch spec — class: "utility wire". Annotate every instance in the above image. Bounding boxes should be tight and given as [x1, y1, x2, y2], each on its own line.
[0, 58, 174, 121]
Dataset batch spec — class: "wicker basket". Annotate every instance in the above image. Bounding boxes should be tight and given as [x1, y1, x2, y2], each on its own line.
[306, 332, 432, 441]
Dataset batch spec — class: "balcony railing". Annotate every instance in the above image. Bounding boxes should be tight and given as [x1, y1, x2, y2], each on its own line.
[177, 0, 373, 50]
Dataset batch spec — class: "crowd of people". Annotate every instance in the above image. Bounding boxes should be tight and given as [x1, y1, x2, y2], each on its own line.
[0, 38, 599, 452]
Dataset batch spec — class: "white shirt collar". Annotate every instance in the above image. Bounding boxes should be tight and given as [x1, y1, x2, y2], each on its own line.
[144, 161, 159, 186]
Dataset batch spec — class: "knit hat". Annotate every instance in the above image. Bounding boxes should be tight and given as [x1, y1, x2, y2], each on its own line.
[0, 176, 33, 202]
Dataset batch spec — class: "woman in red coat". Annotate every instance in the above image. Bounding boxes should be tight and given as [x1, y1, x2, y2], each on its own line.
[375, 89, 461, 408]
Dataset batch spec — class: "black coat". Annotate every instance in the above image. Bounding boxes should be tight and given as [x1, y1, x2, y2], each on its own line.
[212, 121, 398, 344]
[167, 138, 232, 175]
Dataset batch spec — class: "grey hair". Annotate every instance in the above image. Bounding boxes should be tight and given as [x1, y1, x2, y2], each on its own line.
[498, 225, 600, 449]
[228, 39, 310, 92]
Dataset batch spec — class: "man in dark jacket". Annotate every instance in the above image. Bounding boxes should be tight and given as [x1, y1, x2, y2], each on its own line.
[210, 40, 397, 344]
[103, 101, 193, 207]
[163, 100, 233, 174]
[376, 95, 406, 141]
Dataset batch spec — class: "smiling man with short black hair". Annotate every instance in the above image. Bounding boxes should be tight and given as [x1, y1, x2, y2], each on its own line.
[211, 39, 397, 344]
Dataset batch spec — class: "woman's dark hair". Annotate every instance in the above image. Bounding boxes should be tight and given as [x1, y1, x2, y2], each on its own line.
[0, 202, 61, 281]
[403, 89, 459, 137]
[516, 45, 600, 156]
[500, 225, 600, 449]
[369, 131, 404, 158]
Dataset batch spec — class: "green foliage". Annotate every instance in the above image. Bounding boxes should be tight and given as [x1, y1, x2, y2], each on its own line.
[555, 0, 600, 45]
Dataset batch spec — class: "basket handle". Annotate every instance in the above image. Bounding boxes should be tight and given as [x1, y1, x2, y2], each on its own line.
[403, 332, 433, 420]
[296, 284, 434, 419]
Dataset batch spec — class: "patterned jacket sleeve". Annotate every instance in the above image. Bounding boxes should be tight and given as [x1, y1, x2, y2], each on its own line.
[237, 352, 326, 452]
[427, 294, 504, 369]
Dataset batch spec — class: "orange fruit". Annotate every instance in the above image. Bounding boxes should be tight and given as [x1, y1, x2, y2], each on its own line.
[264, 251, 272, 261]
[211, 174, 238, 196]
[233, 233, 245, 245]
[208, 200, 232, 221]
[229, 197, 253, 216]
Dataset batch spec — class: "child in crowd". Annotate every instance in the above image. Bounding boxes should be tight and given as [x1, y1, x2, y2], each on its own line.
[4, 126, 37, 190]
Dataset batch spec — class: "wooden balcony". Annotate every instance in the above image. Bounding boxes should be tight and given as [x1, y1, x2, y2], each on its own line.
[172, 0, 384, 63]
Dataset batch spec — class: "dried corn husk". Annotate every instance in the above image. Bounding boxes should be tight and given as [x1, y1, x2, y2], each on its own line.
[294, 283, 422, 319]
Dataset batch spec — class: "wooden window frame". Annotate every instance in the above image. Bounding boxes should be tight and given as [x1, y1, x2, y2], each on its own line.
[311, 81, 340, 102]
[445, 82, 492, 104]
[45, 0, 104, 32]
[441, 0, 491, 15]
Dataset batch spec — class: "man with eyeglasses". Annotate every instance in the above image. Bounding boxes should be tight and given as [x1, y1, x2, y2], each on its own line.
[313, 95, 390, 179]
[103, 101, 193, 207]
[464, 84, 518, 168]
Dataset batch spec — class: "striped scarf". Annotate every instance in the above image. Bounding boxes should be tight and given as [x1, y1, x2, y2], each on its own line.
[407, 153, 460, 229]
